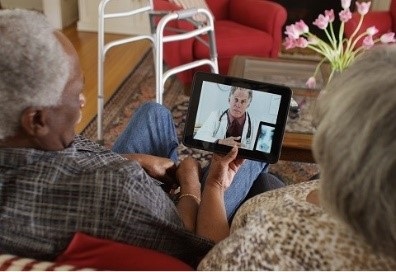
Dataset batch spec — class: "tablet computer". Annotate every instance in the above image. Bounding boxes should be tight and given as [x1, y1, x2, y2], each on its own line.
[183, 72, 292, 163]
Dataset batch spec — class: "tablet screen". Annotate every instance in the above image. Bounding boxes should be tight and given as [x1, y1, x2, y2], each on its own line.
[183, 72, 292, 163]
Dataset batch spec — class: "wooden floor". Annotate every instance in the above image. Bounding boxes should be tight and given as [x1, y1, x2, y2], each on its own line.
[61, 24, 151, 133]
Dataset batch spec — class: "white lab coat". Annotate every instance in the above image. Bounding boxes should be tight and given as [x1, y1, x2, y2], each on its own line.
[194, 109, 258, 150]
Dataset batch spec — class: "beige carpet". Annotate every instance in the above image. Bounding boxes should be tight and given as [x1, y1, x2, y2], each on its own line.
[82, 51, 320, 185]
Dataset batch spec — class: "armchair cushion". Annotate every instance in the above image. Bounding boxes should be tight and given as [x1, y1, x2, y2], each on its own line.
[55, 232, 193, 271]
[206, 0, 229, 19]
[194, 20, 273, 73]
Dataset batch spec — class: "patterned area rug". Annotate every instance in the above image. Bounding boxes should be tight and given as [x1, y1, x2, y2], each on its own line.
[82, 51, 320, 185]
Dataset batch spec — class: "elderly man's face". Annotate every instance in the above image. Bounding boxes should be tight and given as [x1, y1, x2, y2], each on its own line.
[228, 88, 251, 118]
[41, 31, 85, 150]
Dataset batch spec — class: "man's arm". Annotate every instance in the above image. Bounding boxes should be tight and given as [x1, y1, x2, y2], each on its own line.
[122, 153, 178, 189]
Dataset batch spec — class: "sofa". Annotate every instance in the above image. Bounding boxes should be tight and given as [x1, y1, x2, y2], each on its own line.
[0, 232, 193, 270]
[154, 0, 287, 87]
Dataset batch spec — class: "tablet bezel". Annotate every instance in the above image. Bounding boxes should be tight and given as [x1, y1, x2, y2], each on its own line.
[183, 72, 292, 163]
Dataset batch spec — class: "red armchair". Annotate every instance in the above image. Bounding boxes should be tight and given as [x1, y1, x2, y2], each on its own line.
[344, 0, 396, 47]
[154, 0, 287, 87]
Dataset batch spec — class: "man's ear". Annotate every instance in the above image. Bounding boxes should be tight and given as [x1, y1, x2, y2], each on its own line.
[20, 107, 50, 136]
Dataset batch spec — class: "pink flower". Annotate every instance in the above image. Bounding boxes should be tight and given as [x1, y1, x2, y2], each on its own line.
[356, 1, 371, 16]
[283, 36, 296, 49]
[362, 36, 374, 49]
[306, 77, 316, 89]
[284, 24, 300, 39]
[325, 10, 335, 23]
[380, 32, 396, 43]
[283, 0, 396, 90]
[313, 14, 330, 29]
[366, 26, 378, 36]
[339, 9, 352, 22]
[295, 20, 309, 34]
[296, 37, 309, 48]
[341, 0, 352, 9]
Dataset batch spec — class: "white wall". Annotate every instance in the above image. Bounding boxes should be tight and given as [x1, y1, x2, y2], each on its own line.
[43, 0, 79, 29]
[0, 0, 43, 11]
[77, 0, 150, 34]
[0, 0, 78, 29]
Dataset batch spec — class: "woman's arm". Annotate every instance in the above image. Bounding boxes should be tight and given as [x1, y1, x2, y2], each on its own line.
[175, 157, 202, 232]
[196, 146, 244, 242]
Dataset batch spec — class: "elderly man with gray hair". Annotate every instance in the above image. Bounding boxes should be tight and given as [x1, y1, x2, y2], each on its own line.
[0, 9, 284, 268]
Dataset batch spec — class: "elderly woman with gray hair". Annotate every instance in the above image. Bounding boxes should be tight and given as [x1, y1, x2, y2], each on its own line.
[198, 44, 396, 270]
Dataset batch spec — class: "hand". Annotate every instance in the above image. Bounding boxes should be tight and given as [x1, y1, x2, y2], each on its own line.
[206, 145, 244, 191]
[123, 154, 178, 189]
[218, 136, 241, 147]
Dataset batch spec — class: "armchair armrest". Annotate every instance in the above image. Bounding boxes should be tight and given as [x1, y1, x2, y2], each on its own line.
[229, 0, 287, 57]
[345, 11, 392, 40]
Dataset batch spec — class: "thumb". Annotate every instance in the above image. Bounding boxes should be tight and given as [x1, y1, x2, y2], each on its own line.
[224, 145, 238, 162]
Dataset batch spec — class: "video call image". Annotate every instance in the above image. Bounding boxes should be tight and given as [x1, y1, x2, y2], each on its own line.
[193, 81, 280, 152]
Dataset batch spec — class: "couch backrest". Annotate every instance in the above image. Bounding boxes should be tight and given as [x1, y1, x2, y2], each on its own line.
[205, 0, 230, 20]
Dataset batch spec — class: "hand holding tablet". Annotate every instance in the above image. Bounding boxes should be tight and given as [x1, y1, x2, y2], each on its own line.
[183, 72, 292, 163]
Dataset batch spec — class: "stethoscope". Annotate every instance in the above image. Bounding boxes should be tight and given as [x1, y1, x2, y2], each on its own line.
[213, 109, 252, 144]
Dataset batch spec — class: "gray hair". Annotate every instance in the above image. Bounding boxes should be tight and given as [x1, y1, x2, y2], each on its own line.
[229, 86, 253, 103]
[0, 9, 69, 140]
[312, 44, 396, 257]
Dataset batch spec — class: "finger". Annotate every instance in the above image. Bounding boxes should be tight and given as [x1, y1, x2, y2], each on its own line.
[234, 157, 245, 167]
[224, 145, 238, 162]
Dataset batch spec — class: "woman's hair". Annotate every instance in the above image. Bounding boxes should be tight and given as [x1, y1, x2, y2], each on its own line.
[313, 44, 396, 257]
[0, 9, 69, 140]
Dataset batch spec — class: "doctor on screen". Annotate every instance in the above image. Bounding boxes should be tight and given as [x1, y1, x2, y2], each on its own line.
[194, 86, 258, 150]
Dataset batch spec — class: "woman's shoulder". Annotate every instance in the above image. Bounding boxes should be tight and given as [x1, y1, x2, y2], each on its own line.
[233, 180, 319, 223]
[198, 180, 396, 270]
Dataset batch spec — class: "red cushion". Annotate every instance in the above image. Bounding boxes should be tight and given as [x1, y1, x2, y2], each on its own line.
[205, 0, 230, 20]
[56, 232, 193, 271]
[194, 20, 273, 74]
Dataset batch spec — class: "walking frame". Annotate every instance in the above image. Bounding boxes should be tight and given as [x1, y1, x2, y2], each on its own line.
[97, 0, 218, 144]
